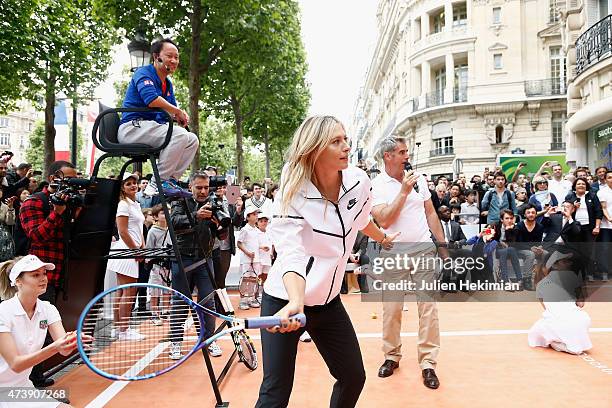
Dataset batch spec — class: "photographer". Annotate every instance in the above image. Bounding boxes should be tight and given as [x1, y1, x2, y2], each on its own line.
[0, 160, 32, 200]
[168, 172, 222, 360]
[18, 160, 79, 388]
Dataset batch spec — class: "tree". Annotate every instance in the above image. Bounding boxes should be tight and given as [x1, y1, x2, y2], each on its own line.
[26, 120, 87, 173]
[202, 0, 309, 181]
[0, 0, 38, 113]
[21, 0, 117, 176]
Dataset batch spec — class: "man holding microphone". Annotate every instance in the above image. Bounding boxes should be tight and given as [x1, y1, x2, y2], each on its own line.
[371, 136, 448, 390]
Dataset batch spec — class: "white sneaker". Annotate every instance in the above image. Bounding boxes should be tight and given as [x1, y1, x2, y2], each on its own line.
[143, 181, 158, 197]
[299, 331, 312, 343]
[208, 341, 222, 357]
[239, 299, 250, 310]
[118, 328, 146, 341]
[169, 342, 182, 360]
[249, 298, 261, 308]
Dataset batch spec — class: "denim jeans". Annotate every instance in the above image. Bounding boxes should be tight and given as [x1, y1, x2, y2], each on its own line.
[497, 247, 523, 281]
[169, 257, 216, 342]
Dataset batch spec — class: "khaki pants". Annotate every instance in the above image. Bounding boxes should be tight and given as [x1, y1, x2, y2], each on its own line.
[380, 242, 440, 370]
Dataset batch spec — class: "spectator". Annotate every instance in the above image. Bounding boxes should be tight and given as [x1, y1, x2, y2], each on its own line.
[145, 204, 170, 326]
[256, 212, 272, 300]
[515, 187, 529, 219]
[548, 163, 572, 201]
[236, 207, 263, 310]
[448, 184, 465, 205]
[592, 166, 608, 193]
[596, 170, 612, 280]
[244, 182, 273, 218]
[104, 173, 146, 341]
[542, 201, 582, 246]
[460, 189, 479, 225]
[28, 177, 39, 193]
[528, 176, 558, 221]
[494, 209, 523, 288]
[5, 162, 32, 185]
[0, 190, 16, 262]
[266, 184, 279, 201]
[481, 171, 517, 224]
[0, 160, 30, 200]
[438, 205, 470, 286]
[0, 255, 87, 407]
[431, 183, 449, 212]
[136, 178, 153, 209]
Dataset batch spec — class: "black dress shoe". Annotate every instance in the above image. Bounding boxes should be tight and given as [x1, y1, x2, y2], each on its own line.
[422, 368, 440, 389]
[32, 377, 55, 388]
[378, 360, 399, 378]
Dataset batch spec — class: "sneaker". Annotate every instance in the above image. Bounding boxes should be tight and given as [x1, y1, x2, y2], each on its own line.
[249, 299, 261, 308]
[118, 328, 146, 341]
[208, 341, 222, 357]
[299, 331, 312, 343]
[169, 342, 182, 360]
[110, 328, 117, 339]
[143, 181, 158, 197]
[161, 180, 192, 199]
[239, 299, 250, 310]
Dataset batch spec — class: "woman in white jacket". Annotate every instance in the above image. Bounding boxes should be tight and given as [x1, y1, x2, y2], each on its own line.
[255, 115, 397, 408]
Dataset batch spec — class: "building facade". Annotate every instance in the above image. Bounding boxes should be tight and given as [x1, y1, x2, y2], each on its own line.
[562, 0, 612, 170]
[351, 0, 570, 180]
[0, 100, 41, 164]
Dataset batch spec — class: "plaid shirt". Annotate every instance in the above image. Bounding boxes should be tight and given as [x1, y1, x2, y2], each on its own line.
[19, 187, 65, 287]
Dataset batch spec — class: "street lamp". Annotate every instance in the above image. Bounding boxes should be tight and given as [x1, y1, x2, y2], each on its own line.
[127, 31, 150, 72]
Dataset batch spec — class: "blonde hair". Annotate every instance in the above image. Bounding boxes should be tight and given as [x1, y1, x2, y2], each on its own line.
[0, 257, 24, 301]
[280, 115, 344, 215]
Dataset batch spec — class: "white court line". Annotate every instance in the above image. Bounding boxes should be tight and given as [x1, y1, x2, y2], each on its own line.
[85, 341, 170, 408]
[86, 327, 612, 407]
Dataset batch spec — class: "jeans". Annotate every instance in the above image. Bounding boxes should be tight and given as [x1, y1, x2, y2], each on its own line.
[497, 247, 523, 281]
[169, 257, 216, 342]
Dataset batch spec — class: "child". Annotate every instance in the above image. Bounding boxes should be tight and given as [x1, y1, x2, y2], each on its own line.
[460, 190, 479, 225]
[146, 205, 171, 325]
[256, 213, 273, 302]
[236, 207, 262, 310]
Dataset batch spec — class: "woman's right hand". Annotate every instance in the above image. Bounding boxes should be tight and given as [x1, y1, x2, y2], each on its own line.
[267, 301, 304, 334]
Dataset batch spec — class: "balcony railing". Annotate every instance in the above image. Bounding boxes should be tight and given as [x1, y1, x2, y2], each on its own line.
[524, 78, 567, 96]
[550, 142, 566, 150]
[576, 14, 612, 77]
[430, 146, 454, 157]
[453, 86, 468, 102]
[426, 90, 444, 108]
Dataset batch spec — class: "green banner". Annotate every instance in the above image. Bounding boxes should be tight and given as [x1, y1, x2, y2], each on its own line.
[499, 155, 569, 179]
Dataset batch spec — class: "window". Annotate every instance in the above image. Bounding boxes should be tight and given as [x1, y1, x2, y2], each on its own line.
[432, 122, 454, 156]
[434, 68, 446, 93]
[0, 118, 8, 128]
[432, 9, 445, 33]
[0, 133, 10, 147]
[492, 7, 501, 24]
[454, 64, 468, 102]
[551, 112, 566, 149]
[453, 3, 467, 26]
[494, 54, 503, 70]
[495, 125, 504, 143]
[550, 46, 566, 93]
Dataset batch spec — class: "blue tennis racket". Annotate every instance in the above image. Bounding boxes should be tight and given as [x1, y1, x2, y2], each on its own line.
[76, 283, 305, 381]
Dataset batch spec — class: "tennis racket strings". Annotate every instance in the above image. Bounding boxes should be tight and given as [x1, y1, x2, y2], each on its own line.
[79, 286, 204, 379]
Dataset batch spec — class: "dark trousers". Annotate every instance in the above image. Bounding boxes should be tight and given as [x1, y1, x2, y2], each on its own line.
[255, 293, 365, 408]
[577, 225, 597, 278]
[597, 228, 612, 275]
[136, 262, 151, 311]
[213, 248, 232, 312]
[30, 285, 57, 382]
[169, 257, 216, 342]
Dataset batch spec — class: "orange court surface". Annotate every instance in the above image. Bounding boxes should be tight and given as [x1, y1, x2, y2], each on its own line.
[57, 292, 612, 408]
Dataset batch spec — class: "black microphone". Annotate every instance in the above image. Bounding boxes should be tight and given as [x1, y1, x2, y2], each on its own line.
[404, 162, 419, 193]
[157, 58, 170, 72]
[64, 178, 92, 188]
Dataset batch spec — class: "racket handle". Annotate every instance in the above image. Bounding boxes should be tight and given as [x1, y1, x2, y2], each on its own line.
[245, 313, 306, 329]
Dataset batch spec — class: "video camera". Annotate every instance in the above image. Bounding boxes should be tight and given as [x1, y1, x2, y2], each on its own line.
[207, 175, 231, 228]
[49, 175, 90, 208]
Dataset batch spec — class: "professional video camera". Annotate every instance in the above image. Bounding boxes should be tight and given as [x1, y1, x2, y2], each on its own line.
[207, 175, 231, 228]
[49, 174, 90, 208]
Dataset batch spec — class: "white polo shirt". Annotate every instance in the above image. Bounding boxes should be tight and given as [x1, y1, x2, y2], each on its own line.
[264, 165, 372, 306]
[597, 185, 612, 229]
[371, 169, 433, 243]
[0, 295, 61, 387]
[258, 229, 273, 267]
[237, 223, 261, 265]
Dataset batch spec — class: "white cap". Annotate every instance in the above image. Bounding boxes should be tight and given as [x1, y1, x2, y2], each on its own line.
[10, 255, 55, 286]
[122, 172, 138, 182]
[245, 207, 261, 217]
[545, 251, 572, 270]
[257, 212, 269, 220]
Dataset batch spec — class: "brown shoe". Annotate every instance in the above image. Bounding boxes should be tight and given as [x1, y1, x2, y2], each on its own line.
[422, 368, 440, 389]
[378, 360, 399, 378]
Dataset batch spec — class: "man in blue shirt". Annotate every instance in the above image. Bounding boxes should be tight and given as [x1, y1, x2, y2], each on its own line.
[118, 38, 198, 197]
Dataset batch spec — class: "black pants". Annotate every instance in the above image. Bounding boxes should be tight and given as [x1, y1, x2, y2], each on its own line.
[213, 248, 232, 312]
[255, 293, 365, 408]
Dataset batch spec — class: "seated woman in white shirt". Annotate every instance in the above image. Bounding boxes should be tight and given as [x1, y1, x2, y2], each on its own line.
[528, 251, 592, 354]
[0, 255, 91, 408]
